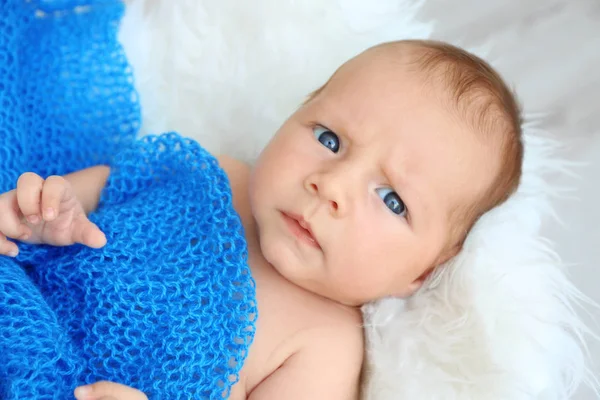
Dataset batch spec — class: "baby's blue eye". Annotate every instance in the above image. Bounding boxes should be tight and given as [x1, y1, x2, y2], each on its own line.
[376, 188, 406, 216]
[313, 126, 340, 153]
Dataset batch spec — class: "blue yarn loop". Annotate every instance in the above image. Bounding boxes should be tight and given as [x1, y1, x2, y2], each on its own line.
[0, 1, 256, 399]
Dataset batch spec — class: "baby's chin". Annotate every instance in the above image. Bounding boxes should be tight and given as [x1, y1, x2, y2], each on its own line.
[259, 241, 332, 298]
[256, 226, 390, 306]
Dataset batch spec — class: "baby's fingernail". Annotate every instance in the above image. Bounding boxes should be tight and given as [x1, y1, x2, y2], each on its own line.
[8, 250, 18, 257]
[27, 215, 39, 224]
[74, 385, 92, 398]
[44, 208, 55, 220]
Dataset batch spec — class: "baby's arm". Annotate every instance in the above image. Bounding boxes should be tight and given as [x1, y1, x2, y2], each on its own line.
[248, 327, 363, 400]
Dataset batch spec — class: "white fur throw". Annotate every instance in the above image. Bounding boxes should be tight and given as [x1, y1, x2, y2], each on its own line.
[118, 1, 596, 398]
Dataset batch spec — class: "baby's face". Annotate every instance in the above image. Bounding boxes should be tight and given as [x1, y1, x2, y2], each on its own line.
[249, 50, 498, 306]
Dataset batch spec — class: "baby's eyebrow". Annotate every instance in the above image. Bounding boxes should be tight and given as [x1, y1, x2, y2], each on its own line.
[314, 99, 355, 136]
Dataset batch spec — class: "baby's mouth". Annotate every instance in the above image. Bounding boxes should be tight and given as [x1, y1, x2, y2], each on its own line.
[281, 211, 321, 249]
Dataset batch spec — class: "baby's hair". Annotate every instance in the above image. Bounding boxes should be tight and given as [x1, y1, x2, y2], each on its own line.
[305, 40, 524, 249]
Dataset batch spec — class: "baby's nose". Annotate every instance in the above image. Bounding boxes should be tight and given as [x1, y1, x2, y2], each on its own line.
[304, 177, 343, 216]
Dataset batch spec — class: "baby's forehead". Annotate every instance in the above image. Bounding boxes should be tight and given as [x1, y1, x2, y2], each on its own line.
[313, 64, 430, 118]
[322, 42, 512, 125]
[315, 54, 465, 126]
[325, 48, 421, 91]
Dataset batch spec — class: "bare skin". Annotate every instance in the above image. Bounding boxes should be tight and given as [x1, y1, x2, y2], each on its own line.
[0, 42, 500, 400]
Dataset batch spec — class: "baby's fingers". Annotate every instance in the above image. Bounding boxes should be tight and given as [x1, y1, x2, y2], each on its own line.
[0, 233, 19, 257]
[16, 172, 44, 224]
[40, 175, 70, 221]
[0, 190, 32, 241]
[74, 381, 148, 400]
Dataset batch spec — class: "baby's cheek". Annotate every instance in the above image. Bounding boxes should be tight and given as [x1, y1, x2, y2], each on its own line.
[331, 251, 393, 299]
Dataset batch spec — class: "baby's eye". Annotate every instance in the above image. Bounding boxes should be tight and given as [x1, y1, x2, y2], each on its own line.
[313, 126, 340, 153]
[376, 188, 407, 217]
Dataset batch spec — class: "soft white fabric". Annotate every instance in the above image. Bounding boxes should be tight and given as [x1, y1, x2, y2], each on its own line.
[118, 1, 597, 398]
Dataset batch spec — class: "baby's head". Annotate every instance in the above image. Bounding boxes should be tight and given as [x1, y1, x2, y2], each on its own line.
[249, 40, 523, 306]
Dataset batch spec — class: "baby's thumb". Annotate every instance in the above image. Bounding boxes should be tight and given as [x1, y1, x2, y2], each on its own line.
[74, 218, 107, 249]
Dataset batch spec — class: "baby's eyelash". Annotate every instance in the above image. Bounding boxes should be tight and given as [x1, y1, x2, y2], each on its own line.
[312, 125, 341, 153]
[376, 187, 407, 217]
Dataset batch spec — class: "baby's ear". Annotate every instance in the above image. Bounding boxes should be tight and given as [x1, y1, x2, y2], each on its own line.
[435, 242, 462, 266]
[400, 244, 463, 297]
[401, 267, 435, 298]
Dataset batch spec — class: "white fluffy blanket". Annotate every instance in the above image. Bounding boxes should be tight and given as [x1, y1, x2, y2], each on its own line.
[118, 1, 597, 398]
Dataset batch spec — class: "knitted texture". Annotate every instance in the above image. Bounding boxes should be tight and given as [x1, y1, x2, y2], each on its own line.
[0, 1, 256, 399]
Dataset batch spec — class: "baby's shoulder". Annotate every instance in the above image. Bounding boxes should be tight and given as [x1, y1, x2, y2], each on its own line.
[300, 304, 364, 364]
[302, 301, 364, 360]
[265, 303, 364, 399]
[216, 153, 249, 175]
[216, 154, 250, 195]
[215, 154, 253, 221]
[245, 296, 364, 399]
[285, 297, 365, 395]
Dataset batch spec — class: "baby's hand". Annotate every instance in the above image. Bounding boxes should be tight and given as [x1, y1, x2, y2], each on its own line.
[0, 172, 106, 257]
[74, 381, 148, 400]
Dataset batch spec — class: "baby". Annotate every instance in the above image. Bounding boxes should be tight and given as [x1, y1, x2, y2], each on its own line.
[0, 39, 523, 399]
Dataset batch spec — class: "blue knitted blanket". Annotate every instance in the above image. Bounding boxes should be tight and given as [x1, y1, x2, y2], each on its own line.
[0, 1, 256, 399]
